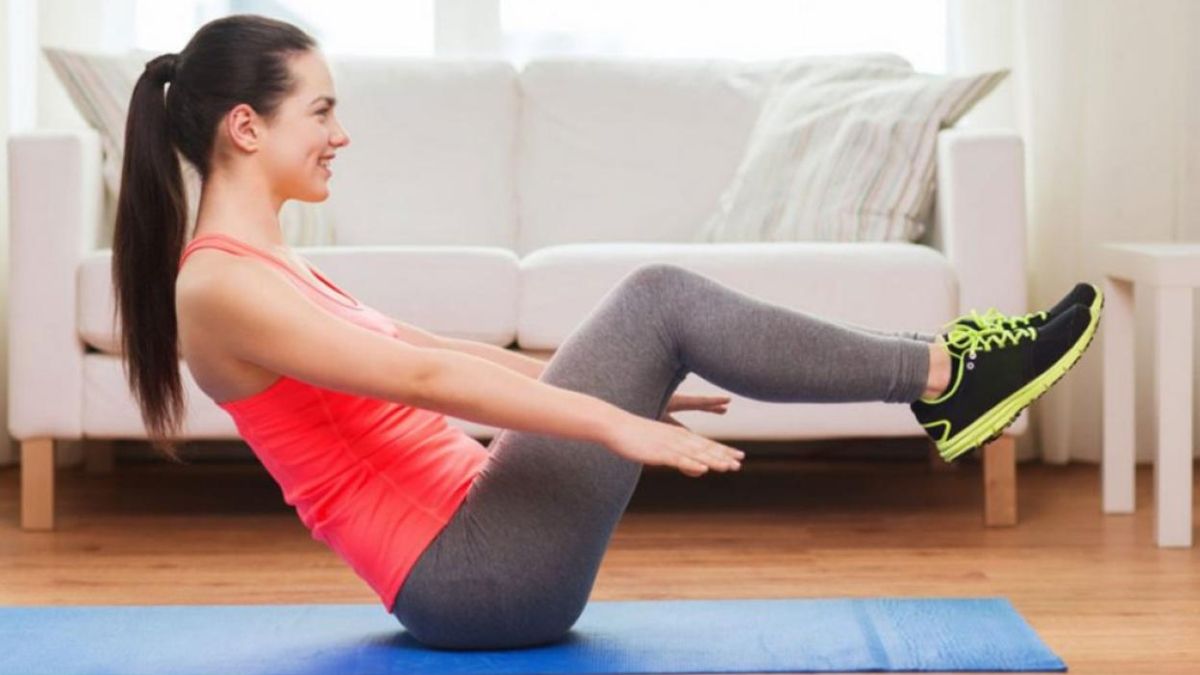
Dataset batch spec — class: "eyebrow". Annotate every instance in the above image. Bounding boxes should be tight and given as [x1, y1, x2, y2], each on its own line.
[310, 95, 337, 107]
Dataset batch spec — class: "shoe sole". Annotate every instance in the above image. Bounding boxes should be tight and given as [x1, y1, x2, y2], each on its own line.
[933, 287, 1105, 461]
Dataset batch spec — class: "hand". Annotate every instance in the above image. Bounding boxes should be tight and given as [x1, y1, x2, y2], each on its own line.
[605, 412, 744, 478]
[659, 393, 731, 429]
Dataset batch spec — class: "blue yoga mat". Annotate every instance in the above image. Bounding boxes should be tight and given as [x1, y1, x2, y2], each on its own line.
[0, 597, 1065, 674]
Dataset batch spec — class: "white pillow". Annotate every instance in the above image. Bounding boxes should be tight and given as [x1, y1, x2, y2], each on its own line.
[695, 60, 1009, 243]
[42, 47, 334, 247]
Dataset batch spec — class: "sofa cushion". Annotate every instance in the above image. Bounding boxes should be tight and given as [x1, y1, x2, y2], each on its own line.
[517, 57, 779, 256]
[78, 246, 520, 354]
[516, 241, 955, 350]
[515, 54, 914, 256]
[326, 58, 520, 249]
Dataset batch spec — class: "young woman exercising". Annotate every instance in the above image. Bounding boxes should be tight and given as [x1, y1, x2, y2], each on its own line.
[115, 14, 1102, 651]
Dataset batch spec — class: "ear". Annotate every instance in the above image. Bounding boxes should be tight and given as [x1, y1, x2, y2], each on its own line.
[224, 103, 262, 154]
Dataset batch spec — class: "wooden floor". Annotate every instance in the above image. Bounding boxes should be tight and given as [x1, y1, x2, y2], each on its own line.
[1, 442, 1197, 674]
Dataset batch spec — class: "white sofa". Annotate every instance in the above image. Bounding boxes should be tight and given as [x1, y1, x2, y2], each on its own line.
[7, 57, 1029, 531]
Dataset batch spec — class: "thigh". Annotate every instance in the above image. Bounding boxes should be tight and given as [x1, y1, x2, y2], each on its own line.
[392, 265, 691, 647]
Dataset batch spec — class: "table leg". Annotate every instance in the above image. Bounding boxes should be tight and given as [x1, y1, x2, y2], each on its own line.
[1152, 285, 1193, 547]
[1103, 276, 1136, 513]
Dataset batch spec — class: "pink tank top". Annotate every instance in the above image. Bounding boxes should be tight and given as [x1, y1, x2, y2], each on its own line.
[177, 232, 490, 611]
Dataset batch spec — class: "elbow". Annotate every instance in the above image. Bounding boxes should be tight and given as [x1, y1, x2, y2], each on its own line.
[405, 350, 447, 408]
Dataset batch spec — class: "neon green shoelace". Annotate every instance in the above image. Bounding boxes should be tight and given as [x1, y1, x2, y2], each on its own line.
[943, 307, 1049, 332]
[943, 321, 1038, 358]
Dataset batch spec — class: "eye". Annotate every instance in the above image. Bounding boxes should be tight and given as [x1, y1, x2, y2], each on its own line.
[316, 108, 331, 118]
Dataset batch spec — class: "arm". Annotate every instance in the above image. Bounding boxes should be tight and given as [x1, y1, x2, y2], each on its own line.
[438, 338, 546, 380]
[301, 255, 549, 381]
[184, 264, 622, 446]
[387, 318, 547, 380]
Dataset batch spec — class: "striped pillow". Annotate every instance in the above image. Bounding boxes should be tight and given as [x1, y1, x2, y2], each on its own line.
[42, 47, 334, 247]
[695, 61, 1008, 243]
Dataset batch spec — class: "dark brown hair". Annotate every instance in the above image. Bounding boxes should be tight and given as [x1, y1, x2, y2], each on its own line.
[112, 14, 316, 461]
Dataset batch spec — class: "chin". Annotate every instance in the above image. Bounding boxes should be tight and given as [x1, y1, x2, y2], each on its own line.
[295, 186, 331, 202]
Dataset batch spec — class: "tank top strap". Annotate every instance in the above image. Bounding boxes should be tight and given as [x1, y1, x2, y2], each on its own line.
[178, 235, 260, 271]
[178, 233, 363, 310]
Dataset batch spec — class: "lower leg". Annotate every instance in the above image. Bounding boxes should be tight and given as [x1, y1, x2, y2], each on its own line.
[923, 336, 951, 400]
[641, 265, 933, 405]
[833, 315, 950, 400]
[834, 318, 938, 345]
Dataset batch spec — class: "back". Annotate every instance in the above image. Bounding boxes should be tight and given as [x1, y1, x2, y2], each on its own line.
[176, 232, 436, 406]
[176, 232, 491, 612]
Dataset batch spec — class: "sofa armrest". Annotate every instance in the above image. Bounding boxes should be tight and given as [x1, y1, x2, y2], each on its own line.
[929, 128, 1029, 320]
[6, 129, 104, 440]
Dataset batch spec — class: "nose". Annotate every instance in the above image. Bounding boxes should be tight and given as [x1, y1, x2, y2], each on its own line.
[333, 122, 350, 148]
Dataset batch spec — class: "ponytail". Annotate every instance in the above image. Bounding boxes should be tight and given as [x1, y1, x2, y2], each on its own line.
[112, 52, 188, 462]
[111, 15, 317, 462]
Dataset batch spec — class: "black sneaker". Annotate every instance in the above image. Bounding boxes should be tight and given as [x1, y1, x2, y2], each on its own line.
[912, 301, 1102, 461]
[949, 282, 1102, 332]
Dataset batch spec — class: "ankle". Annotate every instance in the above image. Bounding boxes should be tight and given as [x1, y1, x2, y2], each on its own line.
[922, 336, 951, 399]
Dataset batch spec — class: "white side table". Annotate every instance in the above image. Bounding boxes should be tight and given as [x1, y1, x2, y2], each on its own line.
[1099, 242, 1198, 547]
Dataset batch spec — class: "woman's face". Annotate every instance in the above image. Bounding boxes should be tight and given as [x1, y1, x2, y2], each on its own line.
[258, 49, 351, 203]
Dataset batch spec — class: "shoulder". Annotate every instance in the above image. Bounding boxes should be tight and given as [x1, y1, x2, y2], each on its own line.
[176, 250, 287, 321]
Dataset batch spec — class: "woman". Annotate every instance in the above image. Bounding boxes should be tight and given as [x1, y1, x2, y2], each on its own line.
[115, 13, 1102, 650]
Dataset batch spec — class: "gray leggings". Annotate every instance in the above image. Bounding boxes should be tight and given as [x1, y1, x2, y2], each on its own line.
[390, 263, 937, 650]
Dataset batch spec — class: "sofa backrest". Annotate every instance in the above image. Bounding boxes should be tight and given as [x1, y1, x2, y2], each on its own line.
[325, 57, 520, 250]
[516, 58, 787, 256]
[326, 56, 889, 257]
[42, 52, 954, 255]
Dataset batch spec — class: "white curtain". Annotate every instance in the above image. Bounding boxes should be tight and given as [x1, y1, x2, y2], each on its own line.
[949, 0, 1200, 464]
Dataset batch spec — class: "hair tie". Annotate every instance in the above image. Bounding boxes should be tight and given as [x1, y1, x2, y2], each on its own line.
[146, 52, 178, 84]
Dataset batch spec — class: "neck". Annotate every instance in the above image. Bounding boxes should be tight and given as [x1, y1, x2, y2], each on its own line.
[193, 165, 287, 249]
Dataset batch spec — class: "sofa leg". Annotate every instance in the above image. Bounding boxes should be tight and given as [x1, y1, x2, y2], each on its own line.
[85, 439, 115, 474]
[21, 438, 56, 531]
[983, 435, 1017, 526]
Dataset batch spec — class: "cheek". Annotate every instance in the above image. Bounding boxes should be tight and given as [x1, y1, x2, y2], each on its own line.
[271, 144, 318, 180]
[271, 125, 323, 165]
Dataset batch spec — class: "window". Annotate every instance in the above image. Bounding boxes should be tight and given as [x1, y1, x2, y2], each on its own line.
[134, 0, 434, 56]
[131, 0, 944, 69]
[501, 0, 947, 72]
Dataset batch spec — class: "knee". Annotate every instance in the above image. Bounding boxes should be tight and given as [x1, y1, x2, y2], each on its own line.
[624, 262, 691, 290]
[616, 263, 699, 306]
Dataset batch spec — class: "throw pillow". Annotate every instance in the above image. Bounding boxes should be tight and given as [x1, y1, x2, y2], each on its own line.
[695, 60, 1008, 243]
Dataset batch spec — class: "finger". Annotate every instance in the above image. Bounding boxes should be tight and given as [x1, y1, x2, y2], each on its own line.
[678, 457, 709, 477]
[687, 443, 729, 470]
[699, 444, 739, 471]
[695, 435, 744, 463]
[710, 446, 739, 468]
[721, 443, 746, 461]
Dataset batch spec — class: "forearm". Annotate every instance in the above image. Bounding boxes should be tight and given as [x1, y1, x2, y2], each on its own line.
[417, 347, 623, 446]
[440, 337, 547, 380]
